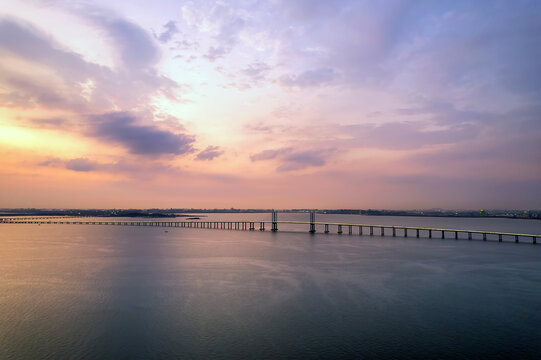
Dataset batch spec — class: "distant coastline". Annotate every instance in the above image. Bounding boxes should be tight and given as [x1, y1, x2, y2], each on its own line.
[1, 208, 539, 220]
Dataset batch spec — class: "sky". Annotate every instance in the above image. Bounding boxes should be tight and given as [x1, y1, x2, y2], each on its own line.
[0, 0, 540, 209]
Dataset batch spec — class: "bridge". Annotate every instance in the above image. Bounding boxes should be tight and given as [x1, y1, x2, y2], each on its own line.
[1, 212, 538, 244]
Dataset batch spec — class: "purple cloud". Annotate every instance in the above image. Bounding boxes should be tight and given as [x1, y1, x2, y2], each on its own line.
[195, 146, 224, 161]
[250, 147, 292, 161]
[90, 112, 194, 156]
[83, 9, 160, 70]
[155, 20, 179, 43]
[250, 147, 329, 171]
[0, 17, 178, 111]
[203, 46, 228, 62]
[243, 62, 270, 81]
[65, 158, 98, 172]
[277, 150, 327, 171]
[172, 39, 199, 51]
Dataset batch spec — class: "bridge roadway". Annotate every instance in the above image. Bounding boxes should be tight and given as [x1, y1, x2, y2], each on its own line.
[1, 217, 538, 244]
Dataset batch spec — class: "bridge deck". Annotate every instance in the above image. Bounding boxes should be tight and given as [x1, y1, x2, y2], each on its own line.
[1, 218, 538, 244]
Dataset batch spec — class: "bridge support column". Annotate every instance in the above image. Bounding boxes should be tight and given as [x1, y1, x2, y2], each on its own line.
[483, 233, 487, 241]
[309, 212, 316, 233]
[515, 235, 519, 243]
[370, 226, 373, 236]
[392, 227, 396, 237]
[416, 229, 420, 238]
[455, 231, 458, 240]
[348, 225, 352, 235]
[271, 211, 278, 232]
[441, 231, 445, 239]
[533, 236, 536, 245]
[359, 226, 362, 235]
[404, 228, 407, 237]
[381, 227, 384, 236]
[468, 232, 472, 240]
[324, 224, 329, 233]
[337, 225, 342, 234]
[259, 222, 265, 231]
[429, 230, 432, 238]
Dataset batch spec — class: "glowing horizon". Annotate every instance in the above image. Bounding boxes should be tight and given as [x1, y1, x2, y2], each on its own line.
[0, 0, 540, 209]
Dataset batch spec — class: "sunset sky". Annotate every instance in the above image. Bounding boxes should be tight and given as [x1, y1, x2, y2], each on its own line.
[0, 0, 540, 209]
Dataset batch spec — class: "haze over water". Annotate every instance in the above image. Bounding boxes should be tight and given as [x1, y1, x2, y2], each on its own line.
[1, 215, 540, 359]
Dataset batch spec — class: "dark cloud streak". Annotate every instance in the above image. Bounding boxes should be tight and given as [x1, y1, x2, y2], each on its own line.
[90, 112, 194, 156]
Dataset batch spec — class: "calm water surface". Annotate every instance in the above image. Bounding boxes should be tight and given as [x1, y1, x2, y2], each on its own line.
[1, 215, 540, 359]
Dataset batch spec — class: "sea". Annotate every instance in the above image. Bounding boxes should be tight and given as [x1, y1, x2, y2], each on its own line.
[1, 213, 540, 359]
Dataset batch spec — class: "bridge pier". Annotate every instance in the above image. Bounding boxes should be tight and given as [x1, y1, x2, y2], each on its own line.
[271, 211, 278, 232]
[404, 228, 407, 237]
[349, 225, 352, 235]
[416, 229, 420, 238]
[381, 227, 384, 236]
[392, 227, 396, 237]
[324, 224, 329, 233]
[309, 212, 316, 233]
[358, 226, 362, 235]
[337, 225, 342, 234]
[370, 226, 373, 236]
[429, 230, 432, 238]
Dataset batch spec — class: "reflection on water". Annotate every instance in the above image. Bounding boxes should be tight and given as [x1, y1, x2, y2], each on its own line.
[0, 217, 540, 359]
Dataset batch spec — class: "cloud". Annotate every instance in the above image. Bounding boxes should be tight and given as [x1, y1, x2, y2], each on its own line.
[277, 150, 328, 171]
[278, 68, 336, 87]
[342, 121, 479, 150]
[182, 1, 245, 62]
[250, 147, 292, 161]
[0, 17, 96, 77]
[82, 8, 160, 70]
[195, 146, 224, 161]
[203, 46, 228, 62]
[172, 39, 198, 51]
[65, 158, 98, 172]
[13, 117, 70, 130]
[0, 76, 79, 110]
[28, 117, 66, 127]
[0, 17, 101, 110]
[250, 147, 329, 171]
[0, 16, 178, 111]
[155, 20, 179, 43]
[243, 62, 270, 82]
[89, 112, 195, 156]
[408, 104, 541, 178]
[38, 158, 63, 167]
